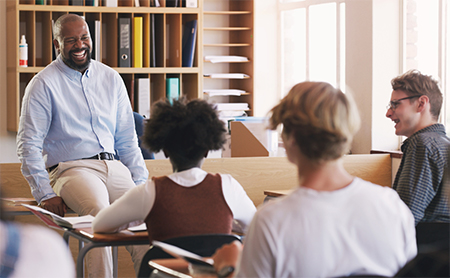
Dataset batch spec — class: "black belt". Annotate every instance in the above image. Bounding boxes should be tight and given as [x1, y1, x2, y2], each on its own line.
[47, 152, 115, 173]
[83, 152, 115, 160]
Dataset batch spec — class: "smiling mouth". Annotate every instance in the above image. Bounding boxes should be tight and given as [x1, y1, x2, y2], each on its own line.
[71, 49, 87, 61]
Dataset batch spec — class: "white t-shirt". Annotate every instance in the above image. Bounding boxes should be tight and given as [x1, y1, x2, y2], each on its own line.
[93, 168, 256, 234]
[0, 222, 75, 278]
[236, 177, 417, 278]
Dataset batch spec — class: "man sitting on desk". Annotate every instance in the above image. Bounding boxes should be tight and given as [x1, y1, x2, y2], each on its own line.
[16, 14, 148, 277]
[386, 70, 450, 225]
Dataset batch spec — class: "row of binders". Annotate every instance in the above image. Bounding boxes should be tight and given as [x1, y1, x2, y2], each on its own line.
[119, 17, 198, 68]
[35, 0, 197, 7]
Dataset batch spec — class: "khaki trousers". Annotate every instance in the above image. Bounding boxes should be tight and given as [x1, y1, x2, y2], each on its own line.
[50, 159, 148, 278]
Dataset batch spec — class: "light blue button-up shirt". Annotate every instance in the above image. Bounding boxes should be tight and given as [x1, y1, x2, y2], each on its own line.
[17, 55, 149, 202]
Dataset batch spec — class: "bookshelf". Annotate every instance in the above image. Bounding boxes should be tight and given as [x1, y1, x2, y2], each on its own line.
[202, 0, 253, 117]
[6, 0, 202, 132]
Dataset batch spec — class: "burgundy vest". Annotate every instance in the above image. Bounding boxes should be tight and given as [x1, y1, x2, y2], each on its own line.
[145, 173, 233, 242]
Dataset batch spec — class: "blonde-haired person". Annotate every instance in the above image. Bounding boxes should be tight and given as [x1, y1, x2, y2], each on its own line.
[211, 81, 417, 278]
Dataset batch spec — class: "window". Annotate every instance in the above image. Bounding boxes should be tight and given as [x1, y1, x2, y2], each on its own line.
[279, 0, 346, 96]
[402, 0, 450, 132]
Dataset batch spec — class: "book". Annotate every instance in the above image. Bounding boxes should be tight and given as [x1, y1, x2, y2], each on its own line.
[85, 0, 99, 6]
[104, 0, 118, 7]
[151, 240, 214, 270]
[51, 20, 58, 60]
[185, 0, 197, 8]
[135, 78, 151, 118]
[166, 77, 180, 104]
[133, 17, 143, 68]
[118, 18, 131, 67]
[21, 204, 94, 230]
[182, 20, 198, 67]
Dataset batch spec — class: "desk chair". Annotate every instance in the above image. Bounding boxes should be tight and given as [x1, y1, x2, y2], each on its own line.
[415, 222, 450, 253]
[134, 112, 154, 159]
[138, 234, 241, 278]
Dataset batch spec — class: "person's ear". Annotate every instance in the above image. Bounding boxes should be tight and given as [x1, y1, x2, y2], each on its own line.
[53, 39, 60, 53]
[417, 95, 429, 113]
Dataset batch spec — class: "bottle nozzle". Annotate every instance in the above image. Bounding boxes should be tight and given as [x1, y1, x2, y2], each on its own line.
[20, 35, 26, 44]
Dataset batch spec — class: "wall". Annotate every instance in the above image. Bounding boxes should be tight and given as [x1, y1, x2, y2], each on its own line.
[347, 0, 401, 154]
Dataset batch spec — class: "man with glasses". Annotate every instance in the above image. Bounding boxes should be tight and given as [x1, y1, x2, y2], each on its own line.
[386, 70, 450, 225]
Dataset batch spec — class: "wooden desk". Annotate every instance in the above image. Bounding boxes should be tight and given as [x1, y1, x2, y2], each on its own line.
[2, 197, 38, 216]
[1, 197, 76, 216]
[263, 189, 293, 198]
[62, 227, 149, 278]
[263, 189, 293, 202]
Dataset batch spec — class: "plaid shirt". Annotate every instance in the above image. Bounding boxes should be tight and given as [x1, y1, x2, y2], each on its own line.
[393, 123, 450, 225]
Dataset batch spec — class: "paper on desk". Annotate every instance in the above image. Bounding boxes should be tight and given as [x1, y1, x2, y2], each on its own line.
[204, 73, 249, 79]
[128, 223, 147, 232]
[21, 204, 94, 229]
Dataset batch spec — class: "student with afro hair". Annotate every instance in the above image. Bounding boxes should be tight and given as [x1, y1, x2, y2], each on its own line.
[92, 97, 256, 266]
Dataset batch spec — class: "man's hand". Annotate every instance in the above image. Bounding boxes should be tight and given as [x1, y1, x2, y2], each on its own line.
[211, 240, 243, 276]
[40, 196, 67, 216]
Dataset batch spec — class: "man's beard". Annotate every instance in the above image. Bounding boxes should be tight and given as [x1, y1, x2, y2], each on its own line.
[62, 47, 92, 71]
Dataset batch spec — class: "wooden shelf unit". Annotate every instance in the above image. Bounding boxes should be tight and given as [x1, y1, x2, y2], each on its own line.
[202, 0, 253, 116]
[6, 0, 202, 132]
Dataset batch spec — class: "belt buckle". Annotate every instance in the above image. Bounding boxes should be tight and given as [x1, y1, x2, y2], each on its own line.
[95, 153, 102, 160]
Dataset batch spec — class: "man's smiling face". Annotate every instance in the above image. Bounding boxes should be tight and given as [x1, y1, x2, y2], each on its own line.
[385, 89, 421, 137]
[56, 19, 92, 72]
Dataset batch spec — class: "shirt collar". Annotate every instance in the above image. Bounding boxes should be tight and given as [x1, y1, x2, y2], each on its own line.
[401, 123, 446, 150]
[167, 167, 208, 186]
[55, 54, 92, 80]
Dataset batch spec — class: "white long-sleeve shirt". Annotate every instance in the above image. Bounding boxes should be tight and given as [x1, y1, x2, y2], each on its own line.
[93, 168, 256, 234]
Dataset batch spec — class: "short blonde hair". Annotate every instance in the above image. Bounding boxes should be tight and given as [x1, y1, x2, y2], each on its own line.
[269, 82, 360, 164]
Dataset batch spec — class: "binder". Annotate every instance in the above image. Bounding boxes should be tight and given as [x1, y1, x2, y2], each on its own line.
[135, 78, 151, 118]
[87, 20, 96, 60]
[166, 77, 180, 104]
[150, 14, 156, 67]
[166, 0, 178, 7]
[182, 19, 198, 67]
[118, 18, 131, 67]
[133, 17, 143, 68]
[95, 20, 101, 62]
[69, 0, 82, 5]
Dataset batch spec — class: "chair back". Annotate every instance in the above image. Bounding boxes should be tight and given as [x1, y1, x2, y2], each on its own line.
[415, 222, 450, 253]
[133, 112, 154, 159]
[138, 234, 241, 278]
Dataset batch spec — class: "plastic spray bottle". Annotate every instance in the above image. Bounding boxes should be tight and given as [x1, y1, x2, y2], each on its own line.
[19, 35, 28, 67]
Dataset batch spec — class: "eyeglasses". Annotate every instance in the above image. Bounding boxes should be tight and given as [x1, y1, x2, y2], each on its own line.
[386, 95, 422, 111]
